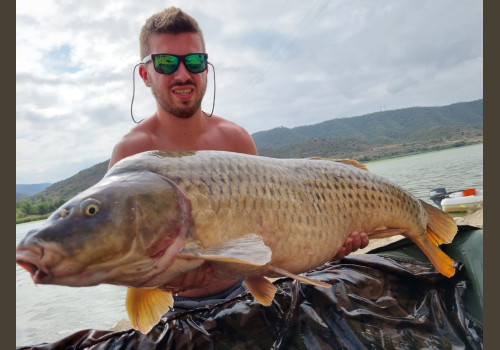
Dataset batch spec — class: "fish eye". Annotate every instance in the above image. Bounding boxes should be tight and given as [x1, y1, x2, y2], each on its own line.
[80, 199, 101, 216]
[85, 204, 99, 216]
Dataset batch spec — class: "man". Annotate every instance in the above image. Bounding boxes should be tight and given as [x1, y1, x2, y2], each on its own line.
[110, 7, 368, 306]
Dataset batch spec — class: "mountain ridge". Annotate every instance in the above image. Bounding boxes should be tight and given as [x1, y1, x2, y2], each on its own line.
[25, 99, 482, 204]
[253, 99, 482, 149]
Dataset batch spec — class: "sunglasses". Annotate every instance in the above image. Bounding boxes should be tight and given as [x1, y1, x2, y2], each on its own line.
[142, 53, 208, 74]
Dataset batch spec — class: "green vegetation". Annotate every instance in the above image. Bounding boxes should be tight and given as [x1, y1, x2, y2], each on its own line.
[16, 198, 66, 224]
[16, 160, 110, 224]
[16, 215, 51, 224]
[30, 160, 109, 202]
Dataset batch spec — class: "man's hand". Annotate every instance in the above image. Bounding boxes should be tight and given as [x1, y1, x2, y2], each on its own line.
[332, 231, 369, 260]
[163, 262, 215, 294]
[163, 231, 369, 294]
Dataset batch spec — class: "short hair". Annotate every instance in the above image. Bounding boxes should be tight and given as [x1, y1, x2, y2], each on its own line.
[139, 7, 206, 60]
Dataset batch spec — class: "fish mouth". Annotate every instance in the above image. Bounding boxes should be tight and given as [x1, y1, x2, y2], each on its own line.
[16, 245, 53, 284]
[16, 242, 164, 288]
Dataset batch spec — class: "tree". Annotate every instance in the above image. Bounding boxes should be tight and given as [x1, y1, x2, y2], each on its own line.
[18, 200, 35, 216]
[36, 202, 51, 215]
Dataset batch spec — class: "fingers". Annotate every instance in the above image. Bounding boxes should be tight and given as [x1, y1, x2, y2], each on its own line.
[332, 231, 370, 261]
[200, 263, 214, 286]
[332, 247, 347, 260]
[332, 237, 352, 260]
[164, 263, 214, 293]
[360, 232, 369, 249]
[349, 231, 369, 251]
[350, 231, 361, 250]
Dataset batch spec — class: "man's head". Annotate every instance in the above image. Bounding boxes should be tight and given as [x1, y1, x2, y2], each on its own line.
[140, 7, 206, 60]
[139, 8, 208, 119]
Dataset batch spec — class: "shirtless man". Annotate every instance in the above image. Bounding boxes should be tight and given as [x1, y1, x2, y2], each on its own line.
[110, 7, 368, 302]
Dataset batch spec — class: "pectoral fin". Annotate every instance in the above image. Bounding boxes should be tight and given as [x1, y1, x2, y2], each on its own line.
[126, 287, 174, 334]
[178, 233, 272, 266]
[268, 265, 331, 288]
[244, 277, 277, 306]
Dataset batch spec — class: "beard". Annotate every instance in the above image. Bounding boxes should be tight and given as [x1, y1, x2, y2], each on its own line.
[151, 79, 207, 119]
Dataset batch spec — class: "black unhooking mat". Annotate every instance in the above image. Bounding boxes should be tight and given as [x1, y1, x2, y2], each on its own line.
[18, 228, 483, 350]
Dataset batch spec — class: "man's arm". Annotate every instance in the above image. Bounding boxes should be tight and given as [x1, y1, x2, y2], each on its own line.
[108, 131, 152, 169]
[220, 122, 258, 156]
[109, 143, 128, 169]
[165, 231, 370, 295]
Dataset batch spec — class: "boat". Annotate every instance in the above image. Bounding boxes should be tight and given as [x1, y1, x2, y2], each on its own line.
[429, 187, 483, 213]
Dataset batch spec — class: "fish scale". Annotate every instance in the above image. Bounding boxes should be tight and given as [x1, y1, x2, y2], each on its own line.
[109, 151, 433, 272]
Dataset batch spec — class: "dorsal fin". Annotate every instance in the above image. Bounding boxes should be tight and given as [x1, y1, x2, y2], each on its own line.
[309, 157, 369, 171]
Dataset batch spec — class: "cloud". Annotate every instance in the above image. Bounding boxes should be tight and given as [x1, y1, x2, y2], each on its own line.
[16, 0, 482, 183]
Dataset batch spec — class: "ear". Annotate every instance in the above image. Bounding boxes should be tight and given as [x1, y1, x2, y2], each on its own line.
[139, 65, 151, 87]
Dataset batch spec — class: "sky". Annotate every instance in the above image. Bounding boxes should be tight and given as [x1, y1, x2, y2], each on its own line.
[16, 0, 483, 184]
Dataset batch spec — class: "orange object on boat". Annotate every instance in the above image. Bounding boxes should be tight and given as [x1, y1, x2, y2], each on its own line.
[462, 188, 476, 196]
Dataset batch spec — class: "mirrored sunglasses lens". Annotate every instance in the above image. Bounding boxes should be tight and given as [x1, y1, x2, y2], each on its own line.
[185, 54, 207, 73]
[154, 55, 178, 74]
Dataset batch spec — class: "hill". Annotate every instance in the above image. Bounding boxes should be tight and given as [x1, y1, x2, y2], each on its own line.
[254, 99, 482, 159]
[16, 183, 52, 201]
[16, 193, 31, 202]
[30, 160, 109, 203]
[27, 99, 482, 203]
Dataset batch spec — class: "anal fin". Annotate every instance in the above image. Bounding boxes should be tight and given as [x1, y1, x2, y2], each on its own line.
[268, 265, 331, 288]
[368, 228, 407, 239]
[126, 287, 174, 334]
[244, 277, 277, 306]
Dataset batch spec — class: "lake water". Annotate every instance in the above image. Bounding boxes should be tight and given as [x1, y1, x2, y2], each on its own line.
[365, 143, 483, 202]
[16, 220, 128, 346]
[15, 144, 483, 346]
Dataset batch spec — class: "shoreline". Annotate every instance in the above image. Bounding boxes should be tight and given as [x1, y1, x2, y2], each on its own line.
[453, 208, 483, 228]
[362, 141, 482, 164]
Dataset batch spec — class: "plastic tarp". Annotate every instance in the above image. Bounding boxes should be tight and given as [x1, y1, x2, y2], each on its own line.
[17, 228, 483, 349]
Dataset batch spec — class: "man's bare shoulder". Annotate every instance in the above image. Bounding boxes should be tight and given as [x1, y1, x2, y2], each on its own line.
[109, 120, 157, 168]
[208, 115, 258, 155]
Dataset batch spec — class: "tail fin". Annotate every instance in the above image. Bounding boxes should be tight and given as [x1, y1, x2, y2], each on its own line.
[421, 200, 458, 245]
[414, 200, 458, 277]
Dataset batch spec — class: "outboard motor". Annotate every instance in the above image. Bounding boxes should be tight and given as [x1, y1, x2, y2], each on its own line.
[429, 187, 447, 208]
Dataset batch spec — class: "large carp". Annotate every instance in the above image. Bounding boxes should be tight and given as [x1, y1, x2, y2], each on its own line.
[16, 150, 457, 333]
